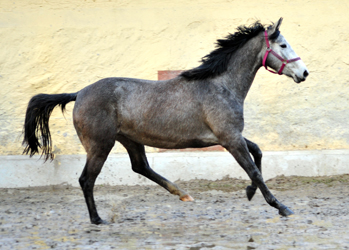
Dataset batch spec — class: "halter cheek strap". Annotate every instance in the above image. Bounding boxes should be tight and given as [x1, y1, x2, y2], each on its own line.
[263, 30, 301, 75]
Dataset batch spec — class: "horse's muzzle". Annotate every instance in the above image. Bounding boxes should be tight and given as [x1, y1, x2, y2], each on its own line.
[294, 70, 309, 83]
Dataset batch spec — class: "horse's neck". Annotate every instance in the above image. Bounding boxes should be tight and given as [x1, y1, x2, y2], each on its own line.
[220, 37, 263, 102]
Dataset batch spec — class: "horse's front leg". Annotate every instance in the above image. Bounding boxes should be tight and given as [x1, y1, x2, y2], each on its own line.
[244, 138, 262, 201]
[223, 135, 293, 216]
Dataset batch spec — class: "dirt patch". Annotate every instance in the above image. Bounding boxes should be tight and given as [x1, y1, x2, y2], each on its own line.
[1, 175, 349, 249]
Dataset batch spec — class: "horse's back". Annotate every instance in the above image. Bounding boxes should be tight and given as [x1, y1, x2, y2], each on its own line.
[72, 77, 170, 139]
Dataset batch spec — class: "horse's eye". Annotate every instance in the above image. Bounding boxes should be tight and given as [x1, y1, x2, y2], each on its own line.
[280, 44, 287, 48]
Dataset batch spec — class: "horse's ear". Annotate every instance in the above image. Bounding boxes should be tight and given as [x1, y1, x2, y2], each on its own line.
[274, 17, 283, 30]
[268, 17, 283, 40]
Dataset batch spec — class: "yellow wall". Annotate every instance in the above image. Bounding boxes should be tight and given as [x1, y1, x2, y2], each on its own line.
[0, 0, 348, 156]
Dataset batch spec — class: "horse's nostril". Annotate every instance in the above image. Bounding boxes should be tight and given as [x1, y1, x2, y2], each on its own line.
[303, 70, 309, 78]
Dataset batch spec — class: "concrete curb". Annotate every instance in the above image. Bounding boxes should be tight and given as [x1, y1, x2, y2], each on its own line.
[1, 150, 349, 188]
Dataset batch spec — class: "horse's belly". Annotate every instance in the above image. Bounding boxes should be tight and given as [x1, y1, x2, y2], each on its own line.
[133, 135, 219, 149]
[120, 123, 219, 149]
[151, 133, 219, 149]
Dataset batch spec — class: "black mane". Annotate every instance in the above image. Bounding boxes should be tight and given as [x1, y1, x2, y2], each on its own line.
[180, 21, 266, 81]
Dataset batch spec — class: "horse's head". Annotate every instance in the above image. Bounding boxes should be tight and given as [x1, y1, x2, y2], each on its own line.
[263, 18, 309, 83]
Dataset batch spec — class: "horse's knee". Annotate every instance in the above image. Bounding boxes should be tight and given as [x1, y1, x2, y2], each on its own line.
[79, 176, 92, 192]
[79, 171, 96, 191]
[131, 163, 148, 175]
[131, 166, 142, 174]
[79, 176, 86, 188]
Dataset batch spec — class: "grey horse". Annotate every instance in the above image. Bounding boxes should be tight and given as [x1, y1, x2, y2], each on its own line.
[23, 18, 309, 224]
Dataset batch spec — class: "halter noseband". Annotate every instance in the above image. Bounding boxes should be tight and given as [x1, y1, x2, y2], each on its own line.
[262, 30, 301, 75]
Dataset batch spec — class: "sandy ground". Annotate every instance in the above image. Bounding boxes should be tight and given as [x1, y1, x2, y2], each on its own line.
[1, 175, 349, 249]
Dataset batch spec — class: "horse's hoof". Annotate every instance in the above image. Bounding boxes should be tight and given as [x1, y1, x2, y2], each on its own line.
[92, 218, 109, 225]
[180, 194, 194, 202]
[279, 206, 294, 217]
[246, 185, 257, 201]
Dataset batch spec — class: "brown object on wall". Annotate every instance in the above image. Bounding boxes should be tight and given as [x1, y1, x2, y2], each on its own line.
[157, 70, 225, 152]
[158, 70, 183, 80]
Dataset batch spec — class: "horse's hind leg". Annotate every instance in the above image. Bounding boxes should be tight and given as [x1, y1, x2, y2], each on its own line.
[77, 125, 115, 224]
[79, 150, 112, 224]
[118, 136, 194, 201]
[244, 138, 262, 201]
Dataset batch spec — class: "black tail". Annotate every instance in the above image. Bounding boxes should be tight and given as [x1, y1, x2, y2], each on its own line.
[23, 92, 78, 161]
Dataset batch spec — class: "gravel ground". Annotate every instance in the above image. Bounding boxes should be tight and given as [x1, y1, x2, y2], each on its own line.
[1, 175, 349, 249]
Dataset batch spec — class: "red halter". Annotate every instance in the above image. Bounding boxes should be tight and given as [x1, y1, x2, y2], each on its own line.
[262, 30, 301, 75]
